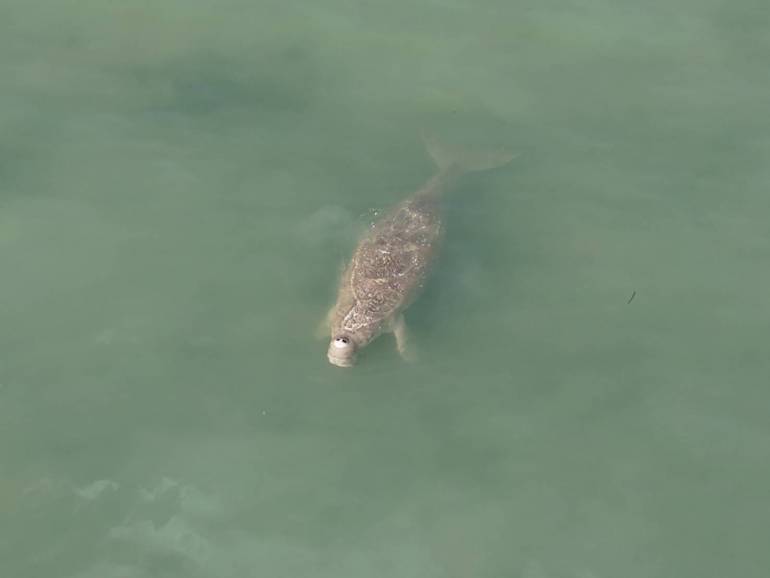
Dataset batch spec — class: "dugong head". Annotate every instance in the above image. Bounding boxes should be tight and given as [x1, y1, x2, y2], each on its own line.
[327, 334, 358, 368]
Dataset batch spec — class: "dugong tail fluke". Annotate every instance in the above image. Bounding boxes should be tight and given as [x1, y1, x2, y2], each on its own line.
[422, 130, 517, 174]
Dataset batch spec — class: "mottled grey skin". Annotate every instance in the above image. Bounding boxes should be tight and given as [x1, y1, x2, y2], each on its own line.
[323, 136, 514, 367]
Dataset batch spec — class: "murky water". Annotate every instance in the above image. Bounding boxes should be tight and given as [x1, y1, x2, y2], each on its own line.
[2, 0, 769, 576]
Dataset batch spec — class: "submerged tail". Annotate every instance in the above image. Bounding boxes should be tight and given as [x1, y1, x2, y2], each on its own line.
[422, 130, 517, 173]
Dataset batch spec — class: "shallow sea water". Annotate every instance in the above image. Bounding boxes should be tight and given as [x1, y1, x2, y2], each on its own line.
[1, 0, 769, 576]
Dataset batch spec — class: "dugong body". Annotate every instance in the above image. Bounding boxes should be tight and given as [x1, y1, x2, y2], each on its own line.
[323, 135, 514, 367]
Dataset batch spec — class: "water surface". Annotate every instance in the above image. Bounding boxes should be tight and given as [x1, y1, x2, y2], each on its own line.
[1, 0, 769, 576]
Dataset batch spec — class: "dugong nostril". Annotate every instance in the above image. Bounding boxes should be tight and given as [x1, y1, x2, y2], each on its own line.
[333, 336, 350, 347]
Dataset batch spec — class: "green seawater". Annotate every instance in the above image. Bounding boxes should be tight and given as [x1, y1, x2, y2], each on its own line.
[1, 1, 769, 576]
